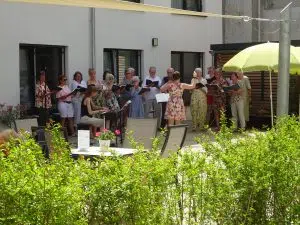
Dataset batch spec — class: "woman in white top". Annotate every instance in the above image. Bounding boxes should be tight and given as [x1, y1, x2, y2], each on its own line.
[191, 68, 208, 131]
[71, 71, 87, 130]
[56, 75, 75, 136]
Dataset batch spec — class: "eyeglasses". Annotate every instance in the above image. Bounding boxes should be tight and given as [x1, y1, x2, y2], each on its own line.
[64, 79, 67, 81]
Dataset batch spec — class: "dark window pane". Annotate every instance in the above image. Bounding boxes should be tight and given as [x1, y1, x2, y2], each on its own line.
[172, 0, 202, 12]
[171, 51, 204, 105]
[123, 0, 140, 2]
[20, 48, 35, 108]
[19, 45, 65, 110]
[171, 53, 181, 72]
[104, 49, 141, 83]
[104, 50, 114, 74]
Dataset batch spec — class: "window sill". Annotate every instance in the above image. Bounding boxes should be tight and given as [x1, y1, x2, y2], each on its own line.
[171, 12, 207, 18]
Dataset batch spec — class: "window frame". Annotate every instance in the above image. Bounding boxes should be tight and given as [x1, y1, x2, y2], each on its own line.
[103, 48, 142, 83]
[123, 0, 141, 3]
[171, 51, 204, 82]
[172, 0, 203, 12]
[19, 44, 66, 110]
[171, 51, 204, 106]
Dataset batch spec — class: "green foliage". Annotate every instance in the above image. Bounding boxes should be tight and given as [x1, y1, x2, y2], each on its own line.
[0, 116, 299, 224]
[96, 129, 117, 141]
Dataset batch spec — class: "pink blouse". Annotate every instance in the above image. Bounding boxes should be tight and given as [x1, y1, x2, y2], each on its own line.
[56, 85, 72, 102]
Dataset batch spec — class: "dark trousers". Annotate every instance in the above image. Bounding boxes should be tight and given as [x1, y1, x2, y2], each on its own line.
[37, 107, 49, 127]
[161, 102, 167, 128]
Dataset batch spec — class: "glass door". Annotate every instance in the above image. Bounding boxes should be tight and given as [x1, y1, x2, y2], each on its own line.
[19, 45, 65, 111]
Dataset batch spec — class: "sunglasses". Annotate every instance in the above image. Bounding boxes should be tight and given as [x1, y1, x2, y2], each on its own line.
[64, 79, 67, 81]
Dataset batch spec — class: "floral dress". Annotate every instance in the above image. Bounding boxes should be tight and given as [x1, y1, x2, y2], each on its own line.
[165, 82, 185, 121]
[191, 78, 207, 129]
[211, 78, 227, 111]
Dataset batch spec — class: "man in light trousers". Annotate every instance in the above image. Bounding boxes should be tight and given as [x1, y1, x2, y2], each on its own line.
[230, 72, 246, 130]
[238, 72, 252, 123]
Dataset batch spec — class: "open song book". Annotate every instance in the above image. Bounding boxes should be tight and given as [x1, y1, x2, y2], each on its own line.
[223, 83, 240, 92]
[156, 93, 170, 103]
[146, 80, 159, 87]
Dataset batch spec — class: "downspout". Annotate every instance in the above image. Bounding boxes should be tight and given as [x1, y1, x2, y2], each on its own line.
[222, 0, 226, 44]
[258, 0, 261, 42]
[90, 8, 96, 69]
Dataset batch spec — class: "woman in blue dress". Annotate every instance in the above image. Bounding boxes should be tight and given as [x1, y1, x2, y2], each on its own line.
[129, 76, 145, 118]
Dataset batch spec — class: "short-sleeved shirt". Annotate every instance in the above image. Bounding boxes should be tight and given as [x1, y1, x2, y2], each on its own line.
[71, 80, 87, 100]
[240, 76, 251, 100]
[230, 80, 244, 104]
[142, 75, 162, 100]
[35, 82, 52, 109]
[56, 85, 72, 102]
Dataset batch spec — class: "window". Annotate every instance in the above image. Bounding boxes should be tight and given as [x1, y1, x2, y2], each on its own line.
[19, 44, 65, 109]
[123, 0, 140, 3]
[104, 49, 142, 83]
[171, 51, 204, 105]
[171, 52, 204, 83]
[172, 0, 203, 12]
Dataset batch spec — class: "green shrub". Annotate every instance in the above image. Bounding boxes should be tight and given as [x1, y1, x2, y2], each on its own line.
[0, 116, 299, 224]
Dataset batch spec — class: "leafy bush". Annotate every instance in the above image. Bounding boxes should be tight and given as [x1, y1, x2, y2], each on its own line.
[0, 116, 299, 224]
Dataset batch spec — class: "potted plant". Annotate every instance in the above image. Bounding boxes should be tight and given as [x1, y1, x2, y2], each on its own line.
[96, 129, 120, 151]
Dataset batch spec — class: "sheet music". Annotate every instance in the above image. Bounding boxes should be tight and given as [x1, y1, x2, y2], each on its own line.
[78, 130, 90, 150]
[156, 93, 170, 103]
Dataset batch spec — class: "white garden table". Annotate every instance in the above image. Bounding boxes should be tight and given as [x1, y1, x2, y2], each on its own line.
[71, 146, 138, 157]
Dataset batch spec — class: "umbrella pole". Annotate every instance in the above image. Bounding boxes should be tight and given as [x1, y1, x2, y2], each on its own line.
[269, 70, 274, 126]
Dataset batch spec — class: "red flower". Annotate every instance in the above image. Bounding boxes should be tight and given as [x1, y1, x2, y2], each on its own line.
[95, 132, 101, 137]
[114, 130, 121, 136]
[103, 128, 108, 132]
[7, 106, 13, 112]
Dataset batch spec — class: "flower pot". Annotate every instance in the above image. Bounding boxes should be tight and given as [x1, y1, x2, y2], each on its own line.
[99, 140, 111, 151]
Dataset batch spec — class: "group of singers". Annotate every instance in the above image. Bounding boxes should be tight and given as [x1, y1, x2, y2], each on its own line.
[35, 66, 251, 137]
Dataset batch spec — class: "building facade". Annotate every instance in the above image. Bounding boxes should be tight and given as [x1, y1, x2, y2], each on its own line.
[0, 0, 222, 107]
[219, 0, 300, 117]
[223, 0, 300, 43]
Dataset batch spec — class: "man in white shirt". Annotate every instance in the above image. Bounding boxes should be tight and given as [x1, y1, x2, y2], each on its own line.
[142, 66, 162, 118]
[238, 72, 252, 123]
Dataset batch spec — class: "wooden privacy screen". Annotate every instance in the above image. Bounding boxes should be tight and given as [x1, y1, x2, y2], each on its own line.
[215, 52, 299, 117]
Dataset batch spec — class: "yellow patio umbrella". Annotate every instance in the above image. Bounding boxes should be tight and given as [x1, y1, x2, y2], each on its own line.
[289, 47, 300, 75]
[223, 42, 300, 126]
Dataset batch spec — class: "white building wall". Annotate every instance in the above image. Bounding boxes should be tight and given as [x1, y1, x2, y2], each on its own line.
[223, 0, 253, 43]
[0, 0, 222, 105]
[0, 2, 90, 105]
[262, 7, 300, 42]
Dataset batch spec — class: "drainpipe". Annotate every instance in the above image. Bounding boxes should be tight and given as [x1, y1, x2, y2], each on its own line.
[90, 8, 96, 69]
[258, 0, 261, 42]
